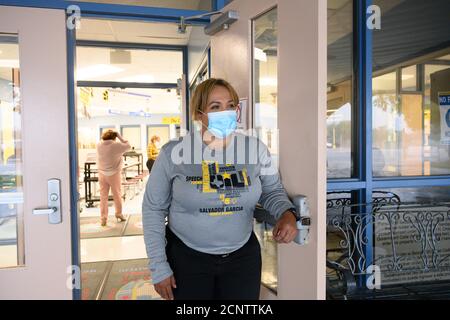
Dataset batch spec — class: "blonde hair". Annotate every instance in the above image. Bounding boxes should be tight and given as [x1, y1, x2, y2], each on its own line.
[190, 78, 239, 121]
[150, 135, 160, 143]
[101, 130, 117, 141]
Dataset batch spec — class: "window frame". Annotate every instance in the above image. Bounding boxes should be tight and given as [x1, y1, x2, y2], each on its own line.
[327, 0, 450, 278]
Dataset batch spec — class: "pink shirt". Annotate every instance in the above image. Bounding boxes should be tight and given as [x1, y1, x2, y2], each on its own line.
[96, 140, 131, 176]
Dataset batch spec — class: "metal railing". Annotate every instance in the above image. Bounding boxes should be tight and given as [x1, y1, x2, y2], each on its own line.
[327, 199, 450, 299]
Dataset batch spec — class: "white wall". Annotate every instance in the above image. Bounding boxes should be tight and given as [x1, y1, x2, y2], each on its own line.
[187, 25, 210, 85]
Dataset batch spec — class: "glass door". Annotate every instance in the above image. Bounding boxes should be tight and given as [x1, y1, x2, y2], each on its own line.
[0, 6, 73, 299]
[75, 24, 185, 298]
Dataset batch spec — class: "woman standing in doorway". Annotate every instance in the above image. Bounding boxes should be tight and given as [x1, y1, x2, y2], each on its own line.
[97, 130, 130, 226]
[146, 135, 160, 173]
[142, 78, 299, 300]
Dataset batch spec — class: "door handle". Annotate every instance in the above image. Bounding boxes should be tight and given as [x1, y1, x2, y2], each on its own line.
[292, 195, 311, 245]
[33, 207, 57, 215]
[32, 178, 62, 224]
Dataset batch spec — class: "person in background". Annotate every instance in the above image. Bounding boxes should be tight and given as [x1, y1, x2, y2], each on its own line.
[142, 79, 299, 300]
[146, 135, 161, 173]
[96, 130, 130, 226]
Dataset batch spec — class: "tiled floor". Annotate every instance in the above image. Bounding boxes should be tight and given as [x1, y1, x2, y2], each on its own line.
[81, 235, 147, 263]
[81, 258, 161, 300]
[79, 177, 157, 299]
[79, 179, 147, 263]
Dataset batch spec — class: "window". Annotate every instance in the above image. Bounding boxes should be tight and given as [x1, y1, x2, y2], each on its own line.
[253, 8, 278, 158]
[0, 34, 24, 268]
[327, 0, 353, 178]
[121, 126, 142, 151]
[327, 0, 450, 299]
[372, 187, 450, 285]
[252, 7, 278, 292]
[372, 0, 450, 177]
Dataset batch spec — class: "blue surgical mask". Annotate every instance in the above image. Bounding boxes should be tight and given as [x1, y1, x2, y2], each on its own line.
[207, 110, 237, 138]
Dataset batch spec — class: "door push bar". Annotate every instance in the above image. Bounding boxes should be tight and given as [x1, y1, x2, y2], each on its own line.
[291, 195, 311, 245]
[253, 195, 311, 245]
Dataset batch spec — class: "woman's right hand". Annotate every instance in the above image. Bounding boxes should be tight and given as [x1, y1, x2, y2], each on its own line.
[154, 275, 177, 300]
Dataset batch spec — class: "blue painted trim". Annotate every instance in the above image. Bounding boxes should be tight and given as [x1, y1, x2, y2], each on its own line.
[347, 0, 374, 287]
[373, 177, 450, 189]
[67, 25, 81, 301]
[183, 46, 190, 131]
[80, 12, 209, 25]
[76, 40, 186, 51]
[0, 0, 211, 24]
[327, 180, 366, 191]
[362, 0, 373, 286]
[77, 81, 179, 89]
[214, 0, 227, 11]
[328, 176, 450, 191]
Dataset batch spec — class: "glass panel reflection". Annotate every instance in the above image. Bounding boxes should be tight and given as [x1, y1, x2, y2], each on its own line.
[327, 0, 353, 178]
[372, 0, 450, 177]
[0, 34, 24, 268]
[253, 7, 278, 292]
[401, 65, 417, 92]
[253, 7, 278, 159]
[372, 187, 450, 286]
[254, 215, 278, 293]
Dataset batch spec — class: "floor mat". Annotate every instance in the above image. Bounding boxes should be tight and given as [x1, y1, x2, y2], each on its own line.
[123, 214, 143, 237]
[101, 259, 161, 300]
[80, 215, 128, 239]
[81, 259, 160, 300]
[81, 261, 110, 300]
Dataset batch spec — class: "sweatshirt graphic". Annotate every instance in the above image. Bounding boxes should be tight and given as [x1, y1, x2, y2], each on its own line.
[142, 131, 295, 284]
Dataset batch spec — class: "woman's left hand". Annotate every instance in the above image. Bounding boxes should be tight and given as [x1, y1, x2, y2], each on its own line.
[272, 211, 299, 243]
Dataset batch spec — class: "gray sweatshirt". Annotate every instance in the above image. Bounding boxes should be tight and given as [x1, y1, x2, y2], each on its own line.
[142, 131, 295, 284]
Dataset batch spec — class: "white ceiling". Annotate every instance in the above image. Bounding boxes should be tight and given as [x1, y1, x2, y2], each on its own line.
[76, 46, 183, 82]
[76, 18, 195, 45]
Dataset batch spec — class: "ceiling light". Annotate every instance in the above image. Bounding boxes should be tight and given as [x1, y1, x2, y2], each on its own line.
[254, 48, 267, 62]
[77, 64, 123, 80]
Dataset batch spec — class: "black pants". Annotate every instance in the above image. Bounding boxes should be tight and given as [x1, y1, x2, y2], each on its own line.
[165, 227, 262, 300]
[146, 159, 155, 172]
